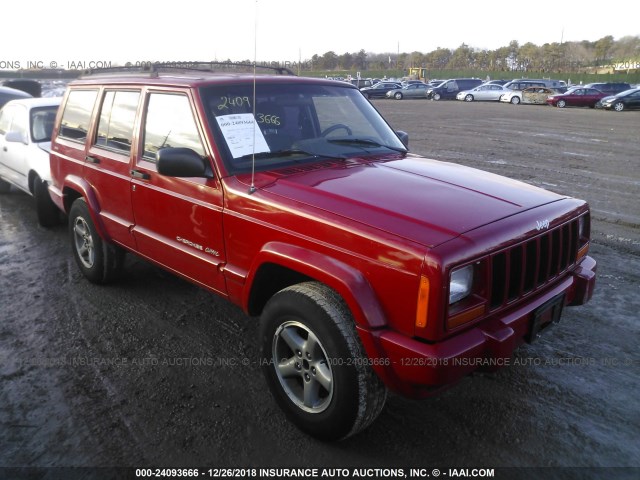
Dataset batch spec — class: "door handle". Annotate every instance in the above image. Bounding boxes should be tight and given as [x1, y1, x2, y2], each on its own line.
[130, 169, 151, 180]
[86, 155, 100, 164]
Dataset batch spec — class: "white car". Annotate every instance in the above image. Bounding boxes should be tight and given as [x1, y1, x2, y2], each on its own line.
[501, 86, 557, 105]
[456, 84, 511, 102]
[0, 97, 62, 226]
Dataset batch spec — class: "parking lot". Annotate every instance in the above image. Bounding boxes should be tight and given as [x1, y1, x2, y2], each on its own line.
[1, 99, 639, 475]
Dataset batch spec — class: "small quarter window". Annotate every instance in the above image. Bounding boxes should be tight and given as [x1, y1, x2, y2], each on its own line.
[59, 90, 98, 142]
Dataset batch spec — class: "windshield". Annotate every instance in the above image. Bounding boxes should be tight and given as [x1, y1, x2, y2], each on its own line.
[200, 83, 407, 175]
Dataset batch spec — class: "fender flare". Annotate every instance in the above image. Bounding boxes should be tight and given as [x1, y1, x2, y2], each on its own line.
[62, 175, 111, 241]
[245, 242, 388, 330]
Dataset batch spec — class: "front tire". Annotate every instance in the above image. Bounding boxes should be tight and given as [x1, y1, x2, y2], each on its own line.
[510, 96, 521, 105]
[394, 92, 403, 100]
[557, 99, 566, 108]
[34, 176, 60, 227]
[260, 282, 387, 440]
[613, 101, 624, 112]
[69, 198, 124, 284]
[433, 93, 441, 101]
[464, 94, 473, 102]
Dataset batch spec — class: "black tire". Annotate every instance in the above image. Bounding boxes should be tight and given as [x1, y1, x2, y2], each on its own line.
[394, 92, 403, 100]
[613, 101, 625, 112]
[34, 176, 60, 227]
[260, 282, 387, 440]
[68, 198, 125, 284]
[0, 178, 10, 193]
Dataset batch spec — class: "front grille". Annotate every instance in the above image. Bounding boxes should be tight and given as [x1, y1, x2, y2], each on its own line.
[489, 219, 579, 309]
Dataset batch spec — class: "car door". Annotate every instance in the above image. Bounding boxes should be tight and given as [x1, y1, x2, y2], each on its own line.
[583, 88, 602, 107]
[83, 89, 140, 250]
[0, 103, 29, 191]
[627, 90, 640, 109]
[130, 89, 227, 295]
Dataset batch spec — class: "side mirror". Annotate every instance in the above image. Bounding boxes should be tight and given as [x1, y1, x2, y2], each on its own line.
[157, 148, 211, 178]
[396, 130, 409, 148]
[5, 131, 28, 145]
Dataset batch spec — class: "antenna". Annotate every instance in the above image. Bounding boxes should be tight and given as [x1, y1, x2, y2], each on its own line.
[248, 0, 258, 195]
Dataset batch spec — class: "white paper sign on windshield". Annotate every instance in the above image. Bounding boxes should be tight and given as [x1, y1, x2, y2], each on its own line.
[215, 113, 270, 158]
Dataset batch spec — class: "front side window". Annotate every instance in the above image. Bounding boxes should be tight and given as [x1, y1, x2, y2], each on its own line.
[142, 93, 205, 162]
[95, 90, 140, 153]
[59, 90, 98, 142]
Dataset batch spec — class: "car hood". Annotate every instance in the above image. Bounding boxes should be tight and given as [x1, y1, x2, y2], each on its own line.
[250, 155, 564, 247]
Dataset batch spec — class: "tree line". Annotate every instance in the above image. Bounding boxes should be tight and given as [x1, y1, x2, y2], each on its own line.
[307, 36, 640, 73]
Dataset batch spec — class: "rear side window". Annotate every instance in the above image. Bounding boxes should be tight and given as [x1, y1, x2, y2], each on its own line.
[95, 90, 140, 153]
[59, 90, 98, 142]
[142, 93, 205, 162]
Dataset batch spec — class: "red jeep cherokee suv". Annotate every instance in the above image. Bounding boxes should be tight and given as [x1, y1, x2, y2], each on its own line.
[49, 63, 596, 440]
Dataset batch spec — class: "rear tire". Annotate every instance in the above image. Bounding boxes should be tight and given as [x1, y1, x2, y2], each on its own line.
[69, 198, 125, 284]
[260, 282, 387, 440]
[34, 176, 60, 227]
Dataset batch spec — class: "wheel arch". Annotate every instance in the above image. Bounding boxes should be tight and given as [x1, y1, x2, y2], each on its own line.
[61, 175, 111, 241]
[245, 242, 388, 330]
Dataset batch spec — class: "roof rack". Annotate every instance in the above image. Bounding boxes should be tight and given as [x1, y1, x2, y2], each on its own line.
[81, 61, 296, 78]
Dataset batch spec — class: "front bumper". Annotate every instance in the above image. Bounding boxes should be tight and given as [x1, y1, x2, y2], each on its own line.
[358, 255, 596, 398]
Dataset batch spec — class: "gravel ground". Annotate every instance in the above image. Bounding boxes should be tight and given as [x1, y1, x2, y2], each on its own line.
[0, 99, 638, 479]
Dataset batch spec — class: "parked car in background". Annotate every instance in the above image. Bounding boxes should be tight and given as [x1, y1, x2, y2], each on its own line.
[501, 87, 557, 105]
[0, 86, 32, 108]
[505, 79, 566, 90]
[546, 87, 608, 108]
[484, 79, 509, 85]
[426, 78, 483, 100]
[456, 83, 511, 102]
[349, 79, 374, 89]
[360, 81, 402, 99]
[584, 82, 631, 96]
[386, 82, 429, 99]
[0, 97, 62, 226]
[598, 88, 640, 111]
[3, 79, 42, 97]
[401, 80, 426, 87]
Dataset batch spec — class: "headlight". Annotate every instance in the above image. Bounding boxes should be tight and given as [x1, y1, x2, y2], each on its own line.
[449, 265, 474, 304]
[576, 213, 591, 260]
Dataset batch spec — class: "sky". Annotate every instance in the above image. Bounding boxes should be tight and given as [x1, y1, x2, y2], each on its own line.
[3, 0, 639, 69]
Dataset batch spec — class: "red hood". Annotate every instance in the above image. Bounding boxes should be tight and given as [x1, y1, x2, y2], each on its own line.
[245, 155, 564, 247]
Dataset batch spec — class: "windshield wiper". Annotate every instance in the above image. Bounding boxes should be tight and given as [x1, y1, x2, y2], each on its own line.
[326, 138, 407, 153]
[237, 148, 318, 162]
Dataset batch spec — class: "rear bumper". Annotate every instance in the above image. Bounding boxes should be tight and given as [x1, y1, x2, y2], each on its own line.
[359, 255, 596, 397]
